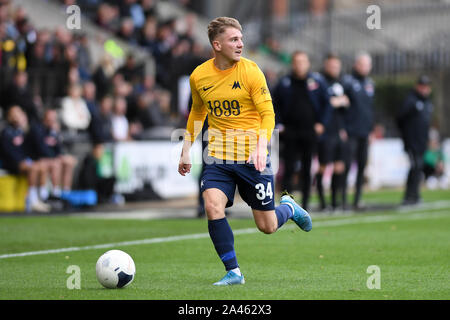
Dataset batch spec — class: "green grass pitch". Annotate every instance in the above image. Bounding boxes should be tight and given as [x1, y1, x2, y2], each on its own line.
[0, 189, 449, 300]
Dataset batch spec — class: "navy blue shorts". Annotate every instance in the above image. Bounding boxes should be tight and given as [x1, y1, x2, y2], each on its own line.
[200, 156, 275, 211]
[318, 136, 346, 164]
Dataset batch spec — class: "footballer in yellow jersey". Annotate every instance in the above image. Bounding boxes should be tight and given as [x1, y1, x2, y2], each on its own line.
[178, 17, 312, 286]
[185, 56, 275, 162]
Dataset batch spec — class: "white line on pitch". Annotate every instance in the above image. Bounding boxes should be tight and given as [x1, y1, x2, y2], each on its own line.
[0, 211, 448, 260]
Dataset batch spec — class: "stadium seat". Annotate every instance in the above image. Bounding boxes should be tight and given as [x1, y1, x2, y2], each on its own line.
[0, 172, 28, 212]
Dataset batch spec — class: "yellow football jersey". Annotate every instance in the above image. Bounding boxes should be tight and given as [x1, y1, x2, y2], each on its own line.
[185, 57, 275, 161]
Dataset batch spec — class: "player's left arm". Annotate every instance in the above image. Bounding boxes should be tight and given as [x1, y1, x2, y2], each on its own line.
[247, 66, 275, 172]
[250, 100, 275, 172]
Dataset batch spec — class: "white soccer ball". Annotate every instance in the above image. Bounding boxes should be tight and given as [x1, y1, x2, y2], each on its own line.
[96, 250, 136, 289]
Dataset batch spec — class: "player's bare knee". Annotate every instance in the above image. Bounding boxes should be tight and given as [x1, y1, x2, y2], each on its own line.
[204, 201, 225, 220]
[263, 226, 277, 234]
[257, 222, 277, 234]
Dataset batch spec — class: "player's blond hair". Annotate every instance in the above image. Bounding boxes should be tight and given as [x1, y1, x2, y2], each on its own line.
[207, 17, 242, 44]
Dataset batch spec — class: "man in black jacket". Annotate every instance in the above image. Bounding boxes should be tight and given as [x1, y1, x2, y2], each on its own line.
[316, 53, 350, 211]
[397, 75, 433, 205]
[342, 52, 375, 210]
[273, 51, 332, 210]
[1, 71, 40, 123]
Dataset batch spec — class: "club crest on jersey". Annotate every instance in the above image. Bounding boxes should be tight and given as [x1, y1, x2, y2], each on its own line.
[261, 86, 268, 95]
[45, 136, 58, 146]
[231, 81, 241, 89]
[13, 135, 24, 146]
[365, 83, 374, 96]
[352, 82, 361, 92]
[331, 83, 344, 96]
[416, 101, 424, 111]
[307, 78, 319, 91]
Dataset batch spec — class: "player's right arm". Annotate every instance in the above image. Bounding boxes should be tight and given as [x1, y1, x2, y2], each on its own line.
[178, 74, 207, 176]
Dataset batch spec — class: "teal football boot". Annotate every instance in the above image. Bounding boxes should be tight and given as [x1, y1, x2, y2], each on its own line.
[213, 270, 245, 286]
[280, 191, 312, 232]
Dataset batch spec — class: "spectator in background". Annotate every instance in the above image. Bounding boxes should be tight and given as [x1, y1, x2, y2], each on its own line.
[67, 64, 81, 87]
[178, 13, 197, 45]
[26, 29, 52, 102]
[92, 54, 115, 100]
[0, 106, 50, 212]
[139, 16, 158, 54]
[144, 90, 164, 127]
[134, 73, 158, 95]
[168, 35, 207, 115]
[259, 37, 291, 65]
[111, 73, 136, 120]
[53, 25, 73, 49]
[60, 83, 91, 131]
[119, 0, 145, 29]
[14, 9, 37, 65]
[82, 80, 99, 118]
[342, 52, 375, 211]
[129, 90, 173, 138]
[95, 3, 120, 33]
[74, 33, 92, 81]
[273, 50, 331, 211]
[63, 43, 79, 68]
[423, 129, 447, 189]
[397, 75, 433, 205]
[89, 95, 114, 145]
[111, 97, 130, 142]
[0, 20, 17, 72]
[141, 0, 157, 18]
[50, 26, 75, 97]
[129, 91, 154, 138]
[155, 89, 177, 127]
[112, 73, 134, 99]
[116, 54, 143, 85]
[41, 109, 77, 195]
[1, 70, 40, 123]
[80, 95, 117, 204]
[168, 38, 192, 113]
[27, 109, 77, 199]
[117, 16, 139, 46]
[26, 29, 52, 65]
[154, 19, 179, 87]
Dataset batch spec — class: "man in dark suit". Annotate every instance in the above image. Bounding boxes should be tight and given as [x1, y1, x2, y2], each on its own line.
[342, 52, 375, 210]
[273, 51, 332, 211]
[397, 75, 433, 205]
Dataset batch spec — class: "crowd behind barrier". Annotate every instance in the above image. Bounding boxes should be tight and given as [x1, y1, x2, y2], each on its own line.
[0, 0, 448, 213]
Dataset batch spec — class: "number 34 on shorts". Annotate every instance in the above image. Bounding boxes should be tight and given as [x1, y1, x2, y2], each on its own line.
[255, 182, 273, 206]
